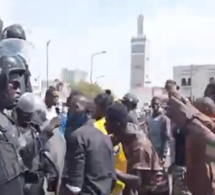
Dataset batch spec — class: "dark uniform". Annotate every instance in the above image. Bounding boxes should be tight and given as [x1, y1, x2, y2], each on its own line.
[16, 93, 59, 195]
[0, 55, 26, 195]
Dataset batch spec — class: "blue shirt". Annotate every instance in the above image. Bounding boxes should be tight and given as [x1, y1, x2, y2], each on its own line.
[147, 114, 171, 158]
[59, 113, 67, 135]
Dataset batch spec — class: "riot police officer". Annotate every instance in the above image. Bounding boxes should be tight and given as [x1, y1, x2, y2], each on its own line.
[0, 55, 27, 195]
[121, 93, 147, 132]
[1, 24, 32, 93]
[16, 93, 60, 195]
[0, 55, 59, 195]
[121, 93, 140, 123]
[16, 93, 59, 167]
[27, 93, 66, 195]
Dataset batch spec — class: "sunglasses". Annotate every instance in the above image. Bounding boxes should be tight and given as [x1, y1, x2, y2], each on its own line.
[9, 80, 20, 90]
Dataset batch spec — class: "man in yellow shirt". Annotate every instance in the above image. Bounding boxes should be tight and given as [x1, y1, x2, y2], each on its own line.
[94, 90, 127, 195]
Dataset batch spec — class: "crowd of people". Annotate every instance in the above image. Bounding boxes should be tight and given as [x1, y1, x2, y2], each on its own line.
[0, 22, 215, 195]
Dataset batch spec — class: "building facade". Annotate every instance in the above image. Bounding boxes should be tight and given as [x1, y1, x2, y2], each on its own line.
[173, 65, 215, 100]
[60, 68, 87, 84]
[130, 15, 150, 90]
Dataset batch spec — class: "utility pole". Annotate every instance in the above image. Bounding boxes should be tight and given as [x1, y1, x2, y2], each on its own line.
[90, 51, 106, 83]
[46, 40, 51, 88]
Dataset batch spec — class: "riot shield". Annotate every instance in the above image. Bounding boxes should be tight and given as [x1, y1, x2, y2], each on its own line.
[0, 38, 33, 63]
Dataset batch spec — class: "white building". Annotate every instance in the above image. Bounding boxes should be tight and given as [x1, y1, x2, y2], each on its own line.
[173, 65, 215, 100]
[60, 68, 87, 84]
[130, 15, 150, 90]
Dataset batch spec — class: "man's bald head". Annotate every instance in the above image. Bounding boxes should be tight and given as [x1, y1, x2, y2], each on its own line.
[193, 97, 215, 117]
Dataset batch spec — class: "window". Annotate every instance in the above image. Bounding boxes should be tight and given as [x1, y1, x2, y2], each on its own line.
[134, 83, 142, 87]
[131, 38, 146, 43]
[181, 78, 187, 86]
[132, 44, 145, 54]
[187, 78, 191, 86]
[134, 65, 142, 69]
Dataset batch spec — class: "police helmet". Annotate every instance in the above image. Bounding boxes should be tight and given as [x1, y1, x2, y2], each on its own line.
[31, 94, 47, 125]
[17, 93, 47, 125]
[16, 93, 34, 124]
[0, 55, 26, 109]
[32, 95, 47, 119]
[17, 93, 46, 117]
[17, 93, 35, 113]
[1, 24, 26, 40]
[122, 93, 139, 105]
[0, 55, 26, 89]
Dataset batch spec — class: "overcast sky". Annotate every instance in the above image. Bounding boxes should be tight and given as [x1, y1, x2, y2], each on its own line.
[1, 0, 215, 96]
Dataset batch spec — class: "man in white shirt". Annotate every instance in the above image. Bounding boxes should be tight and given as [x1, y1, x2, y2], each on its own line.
[44, 87, 66, 195]
[44, 87, 59, 120]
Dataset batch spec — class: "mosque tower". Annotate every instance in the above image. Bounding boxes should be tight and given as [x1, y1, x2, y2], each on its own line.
[130, 15, 149, 90]
[137, 15, 143, 36]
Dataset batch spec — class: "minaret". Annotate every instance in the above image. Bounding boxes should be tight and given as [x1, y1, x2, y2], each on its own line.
[137, 15, 143, 36]
[130, 14, 147, 90]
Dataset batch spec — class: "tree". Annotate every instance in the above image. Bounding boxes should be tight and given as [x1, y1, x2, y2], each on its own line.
[70, 81, 103, 99]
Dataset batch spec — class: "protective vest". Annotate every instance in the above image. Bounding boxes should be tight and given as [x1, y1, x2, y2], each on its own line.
[0, 112, 24, 185]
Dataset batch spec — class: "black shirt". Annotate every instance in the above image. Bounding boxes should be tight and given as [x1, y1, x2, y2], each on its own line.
[65, 122, 116, 195]
[204, 83, 215, 99]
[173, 127, 186, 166]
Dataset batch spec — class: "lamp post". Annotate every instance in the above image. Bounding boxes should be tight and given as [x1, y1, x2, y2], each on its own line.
[46, 40, 51, 88]
[90, 51, 106, 83]
[95, 75, 105, 84]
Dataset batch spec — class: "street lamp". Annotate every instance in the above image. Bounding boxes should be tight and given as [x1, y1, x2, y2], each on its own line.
[95, 75, 105, 84]
[90, 51, 106, 83]
[46, 40, 51, 88]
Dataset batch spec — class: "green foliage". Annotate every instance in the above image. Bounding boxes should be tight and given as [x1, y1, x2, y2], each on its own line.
[70, 81, 103, 99]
